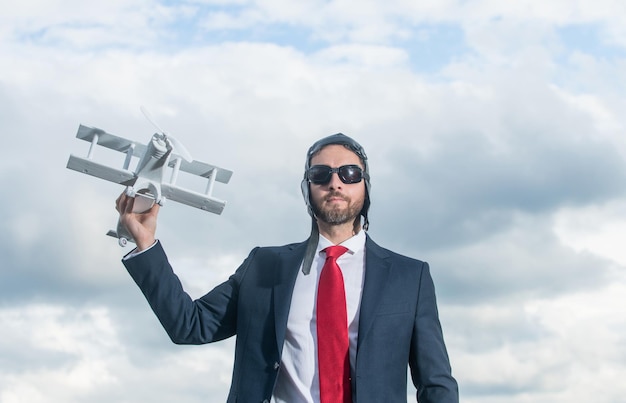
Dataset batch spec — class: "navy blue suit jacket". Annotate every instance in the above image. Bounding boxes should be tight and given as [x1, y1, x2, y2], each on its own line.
[124, 236, 458, 402]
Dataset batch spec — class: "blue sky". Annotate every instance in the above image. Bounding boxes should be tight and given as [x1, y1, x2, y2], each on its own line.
[1, 1, 626, 402]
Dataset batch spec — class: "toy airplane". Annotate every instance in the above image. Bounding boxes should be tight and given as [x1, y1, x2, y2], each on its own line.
[66, 110, 233, 246]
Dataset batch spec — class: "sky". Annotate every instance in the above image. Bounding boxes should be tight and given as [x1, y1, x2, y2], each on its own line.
[1, 0, 626, 402]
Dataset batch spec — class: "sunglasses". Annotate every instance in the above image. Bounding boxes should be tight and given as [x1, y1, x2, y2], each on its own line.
[307, 164, 367, 185]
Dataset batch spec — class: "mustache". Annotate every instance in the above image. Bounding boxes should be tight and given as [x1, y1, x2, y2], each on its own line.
[324, 192, 348, 202]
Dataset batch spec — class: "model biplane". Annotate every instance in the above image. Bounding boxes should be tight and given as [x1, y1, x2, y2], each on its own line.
[66, 110, 232, 246]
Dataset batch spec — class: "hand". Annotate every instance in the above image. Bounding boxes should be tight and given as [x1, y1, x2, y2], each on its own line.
[115, 191, 160, 251]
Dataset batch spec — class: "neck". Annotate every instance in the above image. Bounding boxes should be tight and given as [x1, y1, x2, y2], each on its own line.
[317, 220, 361, 245]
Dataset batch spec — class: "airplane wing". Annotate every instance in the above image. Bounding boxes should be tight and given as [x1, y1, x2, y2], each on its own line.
[77, 124, 233, 184]
[171, 159, 233, 184]
[75, 124, 147, 156]
[66, 155, 136, 184]
[161, 183, 227, 214]
[67, 125, 140, 184]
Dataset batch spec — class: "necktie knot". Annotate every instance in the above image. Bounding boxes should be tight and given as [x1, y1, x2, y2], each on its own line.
[324, 245, 348, 261]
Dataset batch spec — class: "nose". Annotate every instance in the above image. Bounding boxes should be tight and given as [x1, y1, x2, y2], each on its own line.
[327, 171, 343, 189]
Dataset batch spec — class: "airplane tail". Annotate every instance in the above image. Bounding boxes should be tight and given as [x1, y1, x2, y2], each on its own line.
[107, 220, 135, 247]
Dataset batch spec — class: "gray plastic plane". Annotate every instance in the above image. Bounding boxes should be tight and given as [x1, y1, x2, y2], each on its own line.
[66, 109, 232, 246]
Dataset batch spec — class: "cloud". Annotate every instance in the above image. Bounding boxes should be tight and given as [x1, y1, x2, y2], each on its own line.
[0, 303, 236, 402]
[554, 199, 626, 266]
[1, 1, 626, 402]
[445, 278, 626, 402]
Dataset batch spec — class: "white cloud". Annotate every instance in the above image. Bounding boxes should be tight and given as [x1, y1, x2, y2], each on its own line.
[445, 279, 626, 403]
[0, 305, 121, 402]
[554, 200, 626, 266]
[2, 1, 626, 402]
[0, 304, 236, 402]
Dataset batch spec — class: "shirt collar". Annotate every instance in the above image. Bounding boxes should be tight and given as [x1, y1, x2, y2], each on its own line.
[317, 229, 366, 256]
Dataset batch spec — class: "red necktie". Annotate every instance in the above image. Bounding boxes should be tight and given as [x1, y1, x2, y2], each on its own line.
[317, 245, 351, 403]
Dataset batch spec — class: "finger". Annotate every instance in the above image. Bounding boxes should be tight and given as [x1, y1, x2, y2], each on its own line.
[124, 195, 135, 214]
[115, 193, 124, 212]
[116, 192, 131, 213]
[148, 202, 161, 217]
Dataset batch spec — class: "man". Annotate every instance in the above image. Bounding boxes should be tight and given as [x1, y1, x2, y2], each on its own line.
[117, 133, 459, 403]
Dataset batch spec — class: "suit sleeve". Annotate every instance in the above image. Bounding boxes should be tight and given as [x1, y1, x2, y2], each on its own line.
[123, 240, 257, 344]
[409, 262, 459, 402]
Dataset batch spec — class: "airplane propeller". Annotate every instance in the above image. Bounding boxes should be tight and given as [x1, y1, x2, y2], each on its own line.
[140, 105, 193, 162]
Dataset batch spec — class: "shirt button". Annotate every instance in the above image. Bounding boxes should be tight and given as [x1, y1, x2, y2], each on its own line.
[273, 362, 280, 370]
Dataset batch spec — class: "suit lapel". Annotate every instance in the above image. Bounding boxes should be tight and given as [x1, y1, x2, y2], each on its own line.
[357, 236, 391, 350]
[273, 241, 308, 353]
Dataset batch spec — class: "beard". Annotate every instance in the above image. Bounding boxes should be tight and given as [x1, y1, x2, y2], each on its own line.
[311, 191, 364, 226]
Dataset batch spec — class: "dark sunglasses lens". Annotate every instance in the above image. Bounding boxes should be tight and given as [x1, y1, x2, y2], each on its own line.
[339, 165, 362, 183]
[308, 166, 332, 184]
[308, 165, 363, 184]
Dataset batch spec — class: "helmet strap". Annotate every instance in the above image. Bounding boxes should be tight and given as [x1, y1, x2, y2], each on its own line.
[301, 219, 319, 275]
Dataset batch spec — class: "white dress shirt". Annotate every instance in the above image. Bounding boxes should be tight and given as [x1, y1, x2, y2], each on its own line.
[272, 230, 366, 403]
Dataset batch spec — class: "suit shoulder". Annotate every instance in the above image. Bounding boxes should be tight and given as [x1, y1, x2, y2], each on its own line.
[367, 237, 428, 267]
[248, 240, 307, 257]
[255, 240, 305, 251]
[385, 248, 427, 266]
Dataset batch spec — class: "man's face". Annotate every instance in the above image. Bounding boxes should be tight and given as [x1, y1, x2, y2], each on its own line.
[309, 144, 366, 227]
